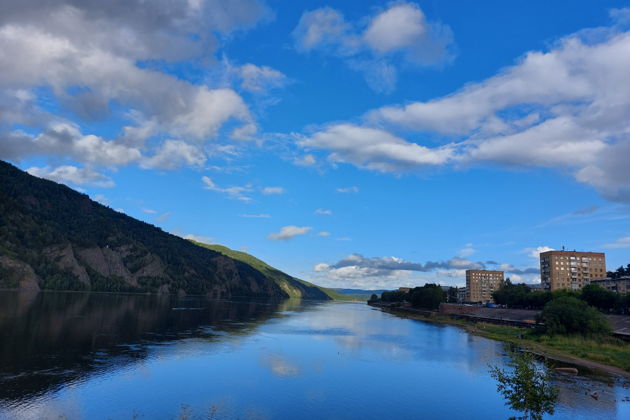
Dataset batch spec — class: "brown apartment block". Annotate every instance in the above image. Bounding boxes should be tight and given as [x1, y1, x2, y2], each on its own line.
[539, 251, 606, 291]
[465, 270, 504, 303]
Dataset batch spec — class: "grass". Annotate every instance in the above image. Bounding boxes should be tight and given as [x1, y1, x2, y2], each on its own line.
[385, 309, 630, 373]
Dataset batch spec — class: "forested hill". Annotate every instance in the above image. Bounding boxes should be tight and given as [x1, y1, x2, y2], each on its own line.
[0, 160, 329, 299]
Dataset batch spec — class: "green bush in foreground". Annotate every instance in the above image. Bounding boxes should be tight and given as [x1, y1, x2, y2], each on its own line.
[539, 297, 611, 336]
[490, 351, 558, 420]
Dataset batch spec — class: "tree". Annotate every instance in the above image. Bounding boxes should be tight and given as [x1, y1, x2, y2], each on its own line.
[538, 297, 611, 336]
[580, 284, 618, 312]
[368, 293, 378, 302]
[447, 286, 458, 303]
[489, 351, 558, 420]
[409, 284, 445, 309]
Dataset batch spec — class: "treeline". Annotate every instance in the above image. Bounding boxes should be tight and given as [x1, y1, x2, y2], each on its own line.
[492, 281, 630, 313]
[607, 264, 630, 279]
[375, 284, 449, 310]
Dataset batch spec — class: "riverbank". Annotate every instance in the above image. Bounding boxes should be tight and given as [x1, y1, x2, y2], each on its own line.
[377, 306, 630, 378]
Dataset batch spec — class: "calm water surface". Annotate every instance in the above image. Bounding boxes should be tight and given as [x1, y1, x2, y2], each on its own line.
[0, 292, 628, 420]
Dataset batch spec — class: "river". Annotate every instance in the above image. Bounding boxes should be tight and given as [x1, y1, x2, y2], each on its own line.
[0, 292, 628, 419]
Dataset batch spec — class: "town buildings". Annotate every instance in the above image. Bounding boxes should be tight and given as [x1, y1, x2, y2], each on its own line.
[465, 270, 504, 303]
[590, 276, 630, 294]
[539, 250, 606, 291]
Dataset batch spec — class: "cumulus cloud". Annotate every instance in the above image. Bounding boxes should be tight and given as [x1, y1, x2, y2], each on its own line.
[299, 18, 630, 202]
[0, 0, 267, 173]
[313, 253, 542, 287]
[141, 140, 206, 170]
[292, 2, 454, 92]
[300, 124, 453, 172]
[0, 123, 141, 167]
[525, 246, 555, 259]
[238, 63, 287, 93]
[202, 176, 253, 202]
[27, 165, 114, 187]
[314, 253, 485, 280]
[268, 225, 312, 240]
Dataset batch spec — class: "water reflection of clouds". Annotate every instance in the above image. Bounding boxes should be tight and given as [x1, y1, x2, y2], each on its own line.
[260, 353, 301, 378]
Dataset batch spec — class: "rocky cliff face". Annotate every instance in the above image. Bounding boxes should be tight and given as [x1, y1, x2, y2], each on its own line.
[0, 160, 324, 299]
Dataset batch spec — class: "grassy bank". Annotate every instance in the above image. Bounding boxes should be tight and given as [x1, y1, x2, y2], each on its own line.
[383, 308, 630, 374]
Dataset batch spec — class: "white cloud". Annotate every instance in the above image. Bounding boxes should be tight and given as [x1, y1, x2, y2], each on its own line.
[300, 124, 453, 172]
[603, 236, 630, 249]
[457, 245, 476, 257]
[0, 123, 141, 167]
[314, 208, 332, 215]
[183, 234, 214, 245]
[317, 231, 331, 237]
[238, 63, 287, 93]
[156, 212, 171, 222]
[201, 176, 252, 202]
[141, 140, 206, 170]
[336, 186, 359, 193]
[261, 186, 285, 195]
[268, 225, 312, 240]
[27, 165, 114, 187]
[525, 246, 555, 259]
[300, 20, 630, 202]
[142, 208, 157, 214]
[240, 213, 271, 218]
[363, 3, 426, 54]
[292, 3, 454, 92]
[294, 154, 316, 166]
[0, 1, 265, 171]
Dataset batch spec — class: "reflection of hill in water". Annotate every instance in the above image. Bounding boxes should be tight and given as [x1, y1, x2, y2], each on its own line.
[0, 292, 305, 402]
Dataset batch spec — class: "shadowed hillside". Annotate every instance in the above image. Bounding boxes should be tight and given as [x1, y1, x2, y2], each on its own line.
[0, 160, 329, 300]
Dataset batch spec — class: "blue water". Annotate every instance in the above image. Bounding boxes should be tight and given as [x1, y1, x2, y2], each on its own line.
[0, 292, 628, 419]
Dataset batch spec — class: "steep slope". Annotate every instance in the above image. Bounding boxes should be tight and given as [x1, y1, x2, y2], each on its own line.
[0, 160, 328, 299]
[195, 243, 331, 300]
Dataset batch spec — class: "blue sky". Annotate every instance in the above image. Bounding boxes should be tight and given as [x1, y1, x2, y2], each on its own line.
[1, 0, 630, 289]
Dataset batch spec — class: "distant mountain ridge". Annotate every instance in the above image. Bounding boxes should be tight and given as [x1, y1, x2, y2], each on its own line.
[0, 160, 329, 300]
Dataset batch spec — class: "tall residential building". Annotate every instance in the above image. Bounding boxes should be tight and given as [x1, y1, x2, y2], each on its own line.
[539, 250, 606, 291]
[465, 270, 504, 303]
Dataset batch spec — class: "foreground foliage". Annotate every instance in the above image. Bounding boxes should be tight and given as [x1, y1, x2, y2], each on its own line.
[490, 351, 558, 420]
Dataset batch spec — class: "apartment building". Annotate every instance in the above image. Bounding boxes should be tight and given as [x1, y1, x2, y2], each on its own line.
[590, 276, 630, 294]
[539, 250, 606, 291]
[465, 270, 504, 303]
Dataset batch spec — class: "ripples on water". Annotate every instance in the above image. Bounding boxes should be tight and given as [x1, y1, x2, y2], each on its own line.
[0, 291, 628, 420]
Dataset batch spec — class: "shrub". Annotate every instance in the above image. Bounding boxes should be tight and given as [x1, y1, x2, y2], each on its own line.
[539, 297, 611, 336]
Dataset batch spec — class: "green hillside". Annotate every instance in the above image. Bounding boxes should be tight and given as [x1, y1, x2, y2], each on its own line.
[194, 243, 333, 300]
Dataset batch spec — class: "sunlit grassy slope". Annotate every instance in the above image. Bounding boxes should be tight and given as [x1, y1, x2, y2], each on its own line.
[193, 242, 355, 300]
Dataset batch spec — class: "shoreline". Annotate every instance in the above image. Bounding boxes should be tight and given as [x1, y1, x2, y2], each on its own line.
[376, 305, 630, 379]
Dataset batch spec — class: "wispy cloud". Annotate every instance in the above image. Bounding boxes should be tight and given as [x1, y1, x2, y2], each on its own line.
[314, 208, 333, 215]
[336, 186, 359, 193]
[268, 225, 312, 240]
[261, 186, 285, 195]
[241, 213, 271, 218]
[603, 236, 630, 249]
[202, 176, 252, 202]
